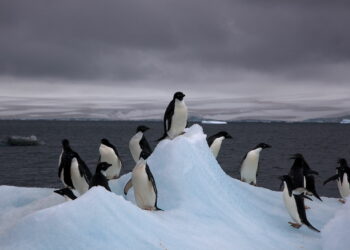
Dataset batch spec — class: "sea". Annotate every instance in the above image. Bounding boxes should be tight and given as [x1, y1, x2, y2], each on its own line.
[0, 120, 349, 198]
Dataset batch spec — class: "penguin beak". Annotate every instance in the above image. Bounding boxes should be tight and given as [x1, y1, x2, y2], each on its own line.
[226, 134, 233, 139]
[265, 144, 271, 148]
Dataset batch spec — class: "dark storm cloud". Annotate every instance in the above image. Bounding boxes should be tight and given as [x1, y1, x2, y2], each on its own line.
[0, 0, 349, 82]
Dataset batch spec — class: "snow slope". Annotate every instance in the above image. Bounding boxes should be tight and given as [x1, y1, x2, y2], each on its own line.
[0, 125, 345, 250]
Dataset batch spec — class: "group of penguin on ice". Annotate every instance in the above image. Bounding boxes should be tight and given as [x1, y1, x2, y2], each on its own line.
[54, 91, 350, 233]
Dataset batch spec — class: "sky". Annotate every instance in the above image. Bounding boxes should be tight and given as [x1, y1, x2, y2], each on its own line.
[0, 0, 349, 121]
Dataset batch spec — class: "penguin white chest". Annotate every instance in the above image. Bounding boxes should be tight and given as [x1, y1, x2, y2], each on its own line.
[129, 132, 143, 162]
[240, 148, 262, 184]
[99, 144, 122, 179]
[132, 163, 156, 210]
[337, 173, 350, 199]
[58, 151, 66, 186]
[70, 158, 89, 195]
[168, 100, 188, 139]
[210, 137, 224, 158]
[282, 183, 301, 224]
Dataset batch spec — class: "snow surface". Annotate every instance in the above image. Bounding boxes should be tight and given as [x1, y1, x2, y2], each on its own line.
[0, 124, 347, 249]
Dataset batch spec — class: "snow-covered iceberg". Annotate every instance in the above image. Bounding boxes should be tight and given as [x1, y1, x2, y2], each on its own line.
[0, 125, 346, 249]
[5, 135, 41, 146]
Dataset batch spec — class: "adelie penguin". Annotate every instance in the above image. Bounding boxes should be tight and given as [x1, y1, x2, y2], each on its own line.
[206, 131, 232, 158]
[124, 151, 162, 211]
[129, 125, 152, 163]
[54, 188, 77, 201]
[280, 175, 320, 232]
[99, 138, 122, 180]
[288, 154, 321, 203]
[324, 158, 350, 203]
[240, 143, 271, 185]
[58, 139, 92, 195]
[158, 92, 188, 141]
[89, 162, 112, 191]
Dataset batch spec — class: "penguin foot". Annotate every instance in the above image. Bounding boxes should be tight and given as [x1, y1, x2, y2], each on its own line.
[338, 199, 346, 204]
[288, 222, 302, 229]
[304, 206, 311, 209]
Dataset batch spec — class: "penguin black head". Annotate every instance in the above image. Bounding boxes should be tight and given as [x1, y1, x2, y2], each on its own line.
[279, 175, 293, 189]
[62, 139, 71, 150]
[290, 153, 304, 160]
[215, 131, 232, 139]
[96, 162, 112, 173]
[173, 92, 185, 101]
[254, 143, 271, 149]
[136, 125, 150, 133]
[337, 158, 348, 168]
[140, 150, 151, 160]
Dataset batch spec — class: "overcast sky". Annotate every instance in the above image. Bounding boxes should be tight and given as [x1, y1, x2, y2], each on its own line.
[0, 0, 349, 120]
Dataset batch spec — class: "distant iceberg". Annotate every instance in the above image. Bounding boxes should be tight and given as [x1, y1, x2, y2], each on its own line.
[201, 120, 227, 124]
[0, 125, 346, 249]
[340, 119, 350, 124]
[5, 135, 41, 146]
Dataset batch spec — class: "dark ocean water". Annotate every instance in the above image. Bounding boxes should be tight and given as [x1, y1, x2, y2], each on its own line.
[0, 120, 349, 197]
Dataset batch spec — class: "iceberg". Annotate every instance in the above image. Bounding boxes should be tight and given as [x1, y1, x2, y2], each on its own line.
[5, 135, 41, 146]
[0, 125, 346, 249]
[201, 120, 228, 124]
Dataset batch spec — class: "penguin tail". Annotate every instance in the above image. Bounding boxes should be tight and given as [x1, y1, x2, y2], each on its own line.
[313, 192, 323, 202]
[155, 206, 163, 211]
[304, 220, 320, 233]
[156, 133, 167, 142]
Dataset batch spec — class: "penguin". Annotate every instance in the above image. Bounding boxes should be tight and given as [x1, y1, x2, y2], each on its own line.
[123, 150, 151, 196]
[54, 188, 77, 201]
[206, 131, 232, 158]
[129, 125, 152, 163]
[158, 92, 188, 141]
[128, 151, 161, 211]
[89, 162, 112, 191]
[58, 139, 75, 188]
[279, 175, 320, 232]
[58, 139, 92, 191]
[324, 158, 350, 203]
[70, 153, 91, 195]
[240, 143, 271, 185]
[288, 154, 320, 201]
[99, 138, 122, 180]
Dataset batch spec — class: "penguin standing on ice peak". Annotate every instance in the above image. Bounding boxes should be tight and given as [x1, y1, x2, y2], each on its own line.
[279, 175, 320, 232]
[129, 125, 152, 163]
[158, 92, 188, 141]
[54, 188, 77, 201]
[99, 138, 122, 180]
[240, 143, 271, 185]
[89, 162, 112, 191]
[58, 139, 92, 193]
[127, 151, 162, 211]
[324, 158, 350, 203]
[206, 131, 232, 158]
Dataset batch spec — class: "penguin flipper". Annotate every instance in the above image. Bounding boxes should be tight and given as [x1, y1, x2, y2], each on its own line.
[145, 164, 160, 208]
[323, 174, 339, 185]
[294, 194, 320, 232]
[158, 100, 174, 141]
[140, 136, 153, 154]
[123, 178, 133, 195]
